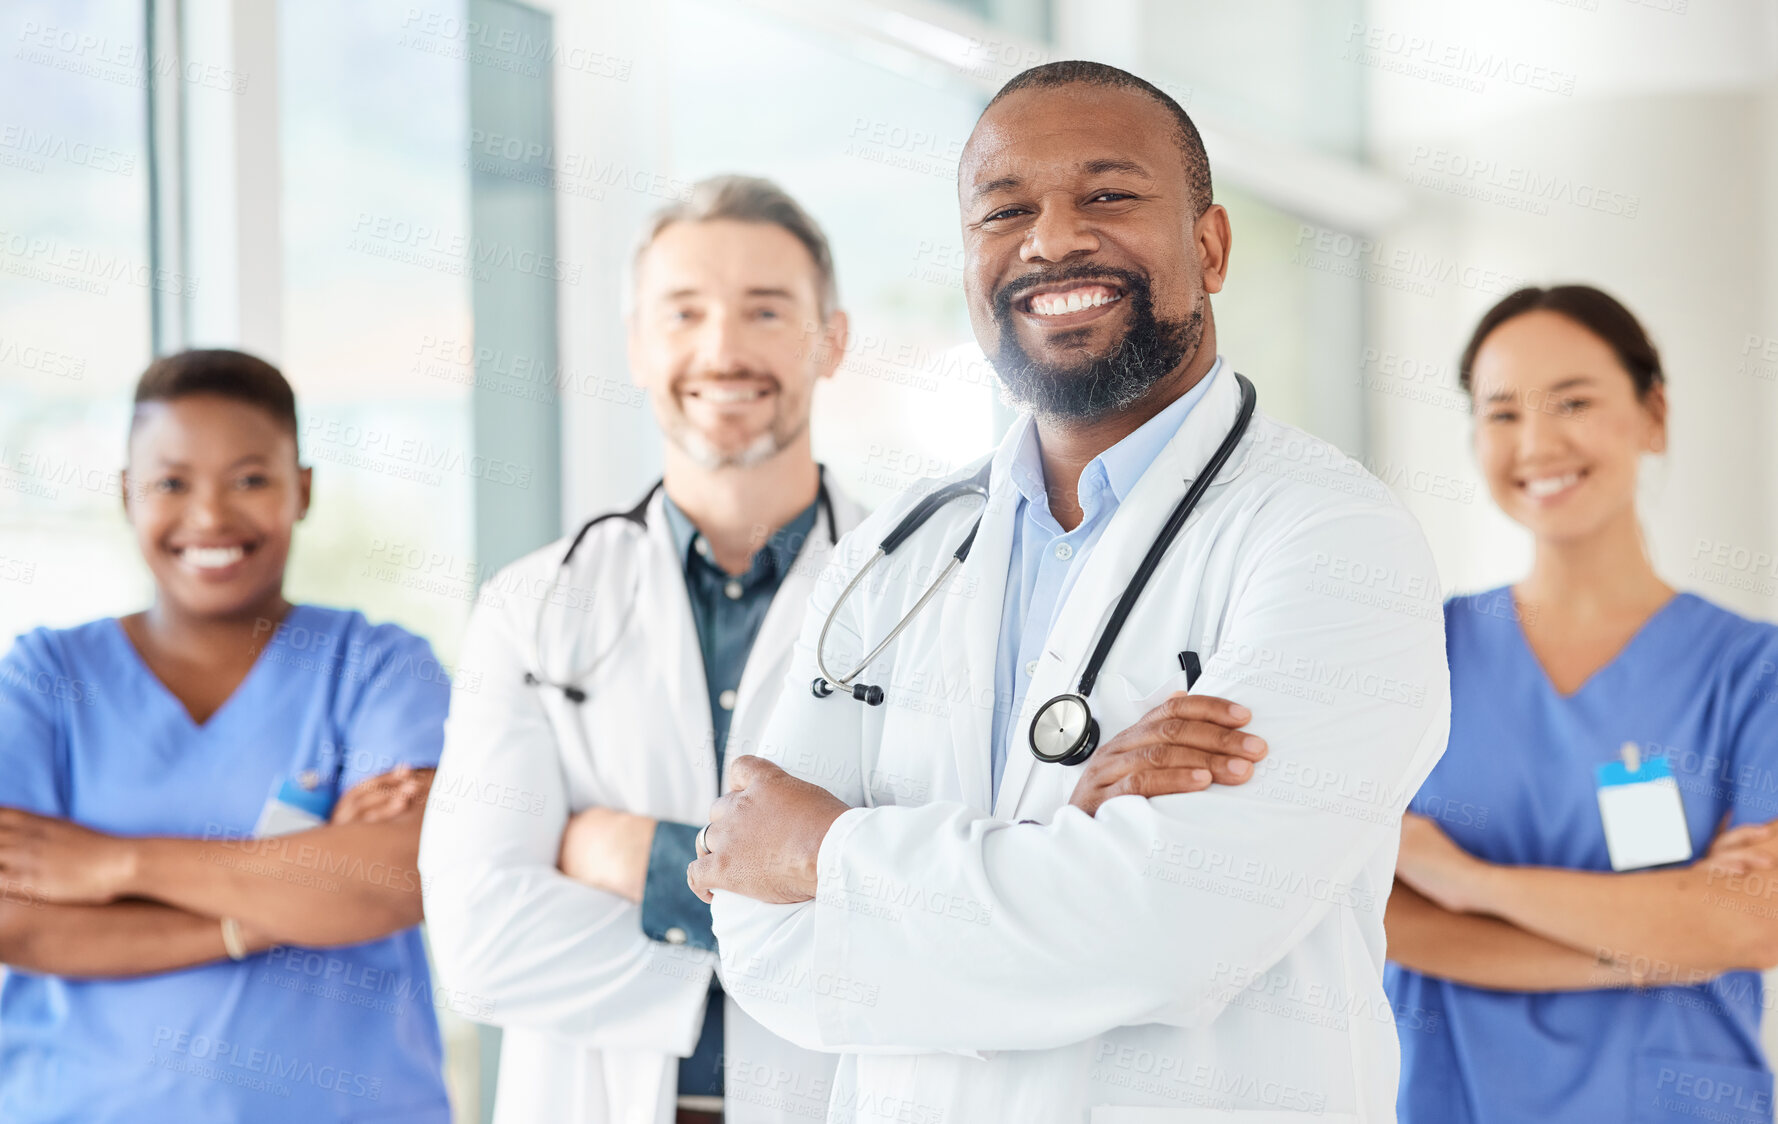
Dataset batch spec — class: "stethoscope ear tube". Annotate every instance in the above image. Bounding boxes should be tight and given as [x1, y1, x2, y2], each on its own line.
[879, 477, 988, 554]
[952, 518, 982, 564]
[813, 466, 991, 700]
[809, 677, 885, 705]
[808, 371, 1256, 769]
[1072, 374, 1256, 701]
[1033, 374, 1258, 766]
[534, 473, 844, 708]
[525, 671, 591, 706]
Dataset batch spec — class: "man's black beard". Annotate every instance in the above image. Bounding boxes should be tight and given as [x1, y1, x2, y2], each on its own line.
[989, 264, 1201, 422]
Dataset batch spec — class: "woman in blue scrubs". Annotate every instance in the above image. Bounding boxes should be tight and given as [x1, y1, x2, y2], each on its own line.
[1385, 286, 1778, 1124]
[0, 350, 452, 1122]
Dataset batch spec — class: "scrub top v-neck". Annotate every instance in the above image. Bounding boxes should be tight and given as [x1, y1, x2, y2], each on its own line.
[1387, 587, 1778, 1124]
[0, 604, 454, 1124]
[114, 611, 285, 732]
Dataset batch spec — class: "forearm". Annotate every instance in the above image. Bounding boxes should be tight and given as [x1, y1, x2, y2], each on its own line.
[423, 856, 715, 1050]
[1385, 883, 1638, 991]
[1470, 862, 1769, 979]
[0, 898, 273, 978]
[637, 821, 715, 948]
[722, 796, 1393, 1053]
[122, 815, 425, 946]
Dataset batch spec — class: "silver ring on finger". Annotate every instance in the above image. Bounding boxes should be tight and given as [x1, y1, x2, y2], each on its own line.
[695, 825, 711, 858]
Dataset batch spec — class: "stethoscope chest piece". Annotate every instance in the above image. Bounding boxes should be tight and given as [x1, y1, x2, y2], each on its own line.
[1029, 692, 1099, 765]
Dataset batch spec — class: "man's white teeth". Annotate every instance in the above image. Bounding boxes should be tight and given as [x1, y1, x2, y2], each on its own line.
[1030, 289, 1120, 316]
[1524, 472, 1582, 499]
[181, 545, 246, 569]
[693, 386, 769, 404]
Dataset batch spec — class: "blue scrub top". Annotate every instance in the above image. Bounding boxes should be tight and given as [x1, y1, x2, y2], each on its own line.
[1388, 588, 1778, 1124]
[0, 605, 451, 1124]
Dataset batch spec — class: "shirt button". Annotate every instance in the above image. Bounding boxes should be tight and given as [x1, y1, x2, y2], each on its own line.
[695, 538, 712, 559]
[718, 689, 737, 711]
[1054, 542, 1074, 561]
[723, 579, 743, 600]
[664, 927, 688, 945]
[1024, 660, 1038, 677]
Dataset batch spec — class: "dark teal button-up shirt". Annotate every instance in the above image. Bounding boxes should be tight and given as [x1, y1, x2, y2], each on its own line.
[643, 491, 820, 1098]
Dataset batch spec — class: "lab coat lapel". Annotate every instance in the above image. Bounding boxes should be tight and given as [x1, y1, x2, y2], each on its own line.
[998, 366, 1254, 819]
[728, 492, 854, 779]
[640, 489, 721, 808]
[959, 427, 1028, 820]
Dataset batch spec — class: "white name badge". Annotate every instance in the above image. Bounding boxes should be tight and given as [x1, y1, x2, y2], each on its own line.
[253, 773, 334, 838]
[1595, 747, 1693, 871]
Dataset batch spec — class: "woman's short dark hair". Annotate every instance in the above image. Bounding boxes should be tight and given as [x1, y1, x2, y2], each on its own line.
[1458, 285, 1664, 399]
[131, 349, 299, 450]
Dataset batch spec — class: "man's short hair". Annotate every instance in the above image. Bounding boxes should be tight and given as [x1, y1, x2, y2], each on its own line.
[630, 175, 839, 319]
[986, 61, 1212, 218]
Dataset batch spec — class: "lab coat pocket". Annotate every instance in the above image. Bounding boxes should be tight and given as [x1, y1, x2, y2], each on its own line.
[1632, 1051, 1773, 1123]
[1091, 1109, 1358, 1123]
[1096, 668, 1191, 739]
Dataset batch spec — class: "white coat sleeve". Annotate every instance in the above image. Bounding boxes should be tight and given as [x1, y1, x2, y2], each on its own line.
[418, 579, 712, 1053]
[714, 500, 1449, 1053]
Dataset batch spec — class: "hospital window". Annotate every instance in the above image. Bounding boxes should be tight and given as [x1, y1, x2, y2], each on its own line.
[278, 3, 560, 1118]
[0, 0, 156, 651]
[278, 0, 562, 669]
[277, 0, 480, 666]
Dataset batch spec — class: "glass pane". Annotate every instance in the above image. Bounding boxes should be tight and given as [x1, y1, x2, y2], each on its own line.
[281, 5, 566, 1118]
[0, 0, 153, 650]
[934, 0, 1051, 42]
[278, 0, 475, 666]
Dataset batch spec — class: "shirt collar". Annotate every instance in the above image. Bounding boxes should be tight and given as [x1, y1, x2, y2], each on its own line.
[756, 500, 818, 577]
[662, 493, 701, 567]
[1008, 355, 1227, 517]
[1100, 355, 1224, 502]
[662, 491, 820, 583]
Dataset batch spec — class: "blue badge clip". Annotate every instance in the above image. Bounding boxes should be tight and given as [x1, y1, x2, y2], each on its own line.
[273, 775, 335, 819]
[1595, 743, 1672, 788]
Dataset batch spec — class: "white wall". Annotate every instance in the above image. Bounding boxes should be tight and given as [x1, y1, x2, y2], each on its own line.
[1362, 0, 1778, 615]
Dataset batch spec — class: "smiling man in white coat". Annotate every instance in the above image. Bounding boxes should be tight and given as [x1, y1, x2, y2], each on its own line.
[690, 64, 1452, 1122]
[418, 177, 865, 1124]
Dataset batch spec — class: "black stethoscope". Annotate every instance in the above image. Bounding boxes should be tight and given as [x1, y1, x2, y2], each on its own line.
[527, 472, 839, 705]
[812, 373, 1257, 768]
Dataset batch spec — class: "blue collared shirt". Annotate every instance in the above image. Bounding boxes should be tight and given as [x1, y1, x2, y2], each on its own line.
[989, 357, 1224, 801]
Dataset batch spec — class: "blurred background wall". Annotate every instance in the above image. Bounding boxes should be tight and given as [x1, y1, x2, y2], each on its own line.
[3, 0, 1775, 1119]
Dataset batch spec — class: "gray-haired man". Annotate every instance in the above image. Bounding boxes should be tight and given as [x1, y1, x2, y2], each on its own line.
[420, 176, 861, 1124]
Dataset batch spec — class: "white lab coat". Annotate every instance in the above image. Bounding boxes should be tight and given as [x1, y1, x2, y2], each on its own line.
[419, 483, 862, 1124]
[713, 365, 1451, 1123]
